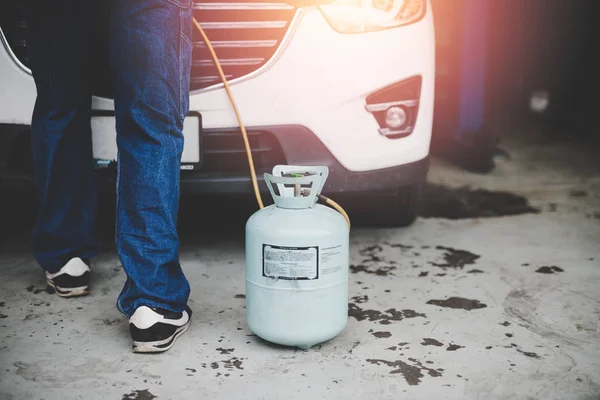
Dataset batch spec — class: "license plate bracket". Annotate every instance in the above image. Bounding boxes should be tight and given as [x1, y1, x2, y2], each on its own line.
[91, 111, 202, 170]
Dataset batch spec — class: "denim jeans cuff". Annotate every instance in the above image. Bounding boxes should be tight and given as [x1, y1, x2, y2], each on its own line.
[117, 297, 187, 318]
[37, 249, 97, 274]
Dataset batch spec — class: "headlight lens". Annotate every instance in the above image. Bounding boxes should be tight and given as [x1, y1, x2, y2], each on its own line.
[319, 0, 425, 33]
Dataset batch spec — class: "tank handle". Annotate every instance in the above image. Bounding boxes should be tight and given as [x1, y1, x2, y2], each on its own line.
[272, 165, 329, 197]
[264, 166, 328, 209]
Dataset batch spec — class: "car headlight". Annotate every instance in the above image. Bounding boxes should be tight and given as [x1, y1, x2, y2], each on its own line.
[319, 0, 426, 33]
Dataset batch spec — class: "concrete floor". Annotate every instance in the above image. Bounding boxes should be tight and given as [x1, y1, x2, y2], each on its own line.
[1, 127, 599, 399]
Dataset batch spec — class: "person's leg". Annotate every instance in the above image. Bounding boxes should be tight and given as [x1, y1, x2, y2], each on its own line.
[109, 0, 192, 320]
[26, 0, 97, 294]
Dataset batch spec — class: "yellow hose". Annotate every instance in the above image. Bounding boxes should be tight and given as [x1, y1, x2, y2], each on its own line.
[318, 194, 351, 231]
[192, 17, 264, 210]
[193, 17, 351, 230]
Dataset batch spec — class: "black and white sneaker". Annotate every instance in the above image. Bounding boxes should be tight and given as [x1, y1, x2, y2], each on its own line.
[129, 305, 192, 353]
[45, 257, 91, 298]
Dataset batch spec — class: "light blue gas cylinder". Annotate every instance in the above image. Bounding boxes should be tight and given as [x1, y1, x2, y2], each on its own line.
[245, 165, 349, 349]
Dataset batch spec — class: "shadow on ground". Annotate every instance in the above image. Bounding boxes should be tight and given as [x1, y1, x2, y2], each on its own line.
[420, 184, 539, 219]
[0, 180, 539, 246]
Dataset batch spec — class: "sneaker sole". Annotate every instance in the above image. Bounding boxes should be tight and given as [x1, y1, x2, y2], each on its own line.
[132, 322, 190, 354]
[46, 279, 89, 298]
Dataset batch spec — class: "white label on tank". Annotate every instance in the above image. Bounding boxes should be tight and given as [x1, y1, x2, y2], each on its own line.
[263, 245, 318, 280]
[320, 245, 343, 276]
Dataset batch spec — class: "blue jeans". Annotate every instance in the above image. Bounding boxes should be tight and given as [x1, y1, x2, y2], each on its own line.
[26, 0, 193, 317]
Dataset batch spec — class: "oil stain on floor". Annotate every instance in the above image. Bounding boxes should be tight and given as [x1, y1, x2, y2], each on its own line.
[348, 303, 426, 324]
[536, 266, 564, 274]
[121, 389, 157, 400]
[350, 245, 398, 276]
[366, 357, 443, 386]
[371, 331, 392, 339]
[426, 297, 488, 311]
[429, 246, 480, 269]
[420, 338, 443, 347]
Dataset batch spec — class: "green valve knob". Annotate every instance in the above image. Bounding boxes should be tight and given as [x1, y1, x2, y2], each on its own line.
[282, 171, 315, 178]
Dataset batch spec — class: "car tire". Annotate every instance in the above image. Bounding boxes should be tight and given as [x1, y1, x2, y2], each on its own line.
[380, 183, 422, 227]
[348, 183, 422, 227]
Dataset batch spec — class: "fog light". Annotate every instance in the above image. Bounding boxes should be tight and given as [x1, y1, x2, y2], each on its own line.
[385, 106, 407, 129]
[365, 76, 421, 139]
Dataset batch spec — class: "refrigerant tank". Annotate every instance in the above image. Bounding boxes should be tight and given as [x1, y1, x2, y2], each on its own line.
[245, 165, 349, 349]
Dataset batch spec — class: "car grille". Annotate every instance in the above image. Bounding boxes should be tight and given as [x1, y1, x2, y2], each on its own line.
[0, 1, 297, 91]
[191, 1, 296, 91]
[201, 129, 286, 173]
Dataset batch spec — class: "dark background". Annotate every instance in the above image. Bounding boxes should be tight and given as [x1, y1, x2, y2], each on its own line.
[431, 0, 600, 141]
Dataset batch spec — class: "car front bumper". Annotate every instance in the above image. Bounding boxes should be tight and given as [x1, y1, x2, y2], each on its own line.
[0, 123, 428, 195]
[176, 124, 429, 195]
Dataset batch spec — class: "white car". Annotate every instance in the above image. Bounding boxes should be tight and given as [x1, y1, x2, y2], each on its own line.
[0, 0, 435, 226]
